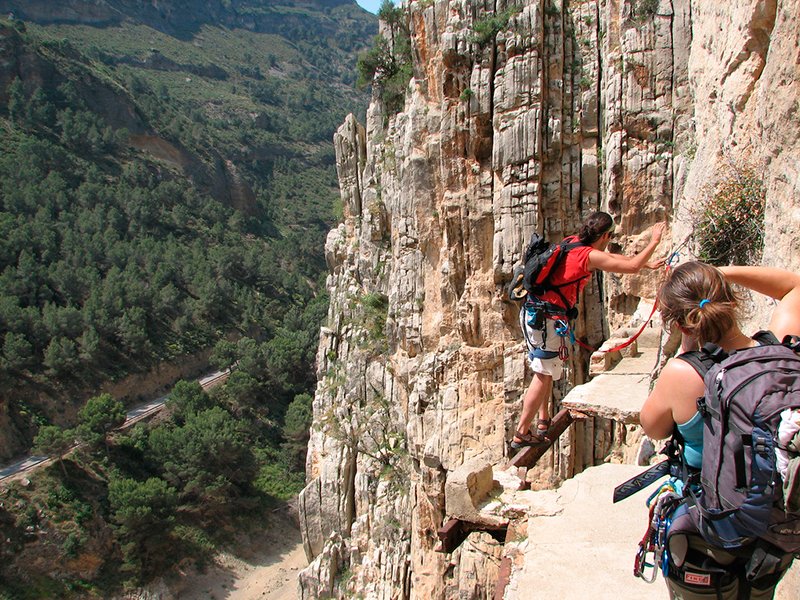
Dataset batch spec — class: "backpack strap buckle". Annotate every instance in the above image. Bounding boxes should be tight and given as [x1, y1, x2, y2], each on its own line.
[702, 343, 728, 362]
[696, 397, 709, 417]
[782, 334, 800, 352]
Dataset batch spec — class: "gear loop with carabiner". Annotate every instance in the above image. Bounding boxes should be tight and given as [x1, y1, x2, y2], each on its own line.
[554, 319, 571, 360]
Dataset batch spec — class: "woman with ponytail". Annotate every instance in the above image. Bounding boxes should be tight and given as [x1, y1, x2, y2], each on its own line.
[641, 263, 800, 444]
[512, 212, 665, 450]
[640, 262, 800, 599]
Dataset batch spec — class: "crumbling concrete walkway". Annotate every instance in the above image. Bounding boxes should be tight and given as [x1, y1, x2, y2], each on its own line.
[504, 462, 669, 599]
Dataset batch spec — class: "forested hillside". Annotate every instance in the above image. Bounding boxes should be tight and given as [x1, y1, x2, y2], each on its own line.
[0, 2, 375, 596]
[0, 0, 375, 455]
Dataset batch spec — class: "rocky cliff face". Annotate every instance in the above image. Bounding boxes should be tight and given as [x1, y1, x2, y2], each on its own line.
[299, 1, 800, 598]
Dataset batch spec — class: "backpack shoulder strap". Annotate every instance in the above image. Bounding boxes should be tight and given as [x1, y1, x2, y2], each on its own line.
[676, 344, 728, 422]
[558, 235, 589, 251]
[752, 329, 781, 346]
[675, 348, 715, 378]
[547, 239, 591, 291]
[676, 342, 729, 376]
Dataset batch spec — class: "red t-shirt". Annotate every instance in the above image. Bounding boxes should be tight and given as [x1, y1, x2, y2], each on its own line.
[536, 236, 594, 310]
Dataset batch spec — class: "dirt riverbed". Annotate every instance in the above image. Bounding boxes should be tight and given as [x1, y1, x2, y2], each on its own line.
[173, 508, 307, 600]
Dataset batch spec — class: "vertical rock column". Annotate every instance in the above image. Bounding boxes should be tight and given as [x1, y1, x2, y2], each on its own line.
[600, 0, 679, 329]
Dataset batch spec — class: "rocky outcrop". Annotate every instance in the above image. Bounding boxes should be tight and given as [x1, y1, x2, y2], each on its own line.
[300, 1, 800, 598]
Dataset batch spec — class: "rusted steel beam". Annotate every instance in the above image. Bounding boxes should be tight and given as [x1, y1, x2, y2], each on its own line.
[494, 555, 513, 599]
[508, 407, 575, 469]
[437, 518, 467, 553]
[436, 518, 509, 553]
[493, 523, 523, 600]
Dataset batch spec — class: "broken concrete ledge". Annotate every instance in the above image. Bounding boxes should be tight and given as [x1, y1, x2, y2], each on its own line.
[444, 456, 508, 528]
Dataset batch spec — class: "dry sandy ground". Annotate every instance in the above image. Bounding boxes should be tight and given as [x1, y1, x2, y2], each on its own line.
[174, 510, 307, 600]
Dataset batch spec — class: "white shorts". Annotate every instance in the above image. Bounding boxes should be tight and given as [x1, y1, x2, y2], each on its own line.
[520, 306, 567, 380]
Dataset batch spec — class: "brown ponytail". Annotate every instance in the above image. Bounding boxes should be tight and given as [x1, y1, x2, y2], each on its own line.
[578, 211, 614, 244]
[658, 261, 743, 344]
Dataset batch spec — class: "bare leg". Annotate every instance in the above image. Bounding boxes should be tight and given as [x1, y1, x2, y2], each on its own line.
[514, 371, 553, 439]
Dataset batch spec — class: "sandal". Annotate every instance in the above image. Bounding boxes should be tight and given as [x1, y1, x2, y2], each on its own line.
[510, 429, 550, 451]
[536, 418, 552, 434]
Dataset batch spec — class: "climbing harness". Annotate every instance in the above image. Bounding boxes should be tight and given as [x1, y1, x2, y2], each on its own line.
[521, 299, 569, 361]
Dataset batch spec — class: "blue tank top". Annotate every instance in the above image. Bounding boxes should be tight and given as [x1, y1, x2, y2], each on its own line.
[677, 411, 703, 469]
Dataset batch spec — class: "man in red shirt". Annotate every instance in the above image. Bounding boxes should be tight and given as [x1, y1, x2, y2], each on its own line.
[511, 212, 666, 450]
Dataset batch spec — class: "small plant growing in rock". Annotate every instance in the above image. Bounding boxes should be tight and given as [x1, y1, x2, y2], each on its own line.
[319, 361, 346, 394]
[633, 0, 659, 23]
[470, 6, 521, 47]
[320, 391, 409, 486]
[460, 87, 474, 102]
[362, 292, 389, 339]
[695, 163, 765, 266]
[357, 0, 413, 114]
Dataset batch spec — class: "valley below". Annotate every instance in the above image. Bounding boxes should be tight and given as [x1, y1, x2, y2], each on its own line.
[173, 507, 306, 600]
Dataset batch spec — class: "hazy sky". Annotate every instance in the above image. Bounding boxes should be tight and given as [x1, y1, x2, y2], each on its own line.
[356, 0, 383, 14]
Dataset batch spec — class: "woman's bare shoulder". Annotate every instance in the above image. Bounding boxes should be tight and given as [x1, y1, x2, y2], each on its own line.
[658, 356, 706, 397]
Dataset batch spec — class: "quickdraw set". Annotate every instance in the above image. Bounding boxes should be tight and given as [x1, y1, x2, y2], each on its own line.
[633, 478, 685, 583]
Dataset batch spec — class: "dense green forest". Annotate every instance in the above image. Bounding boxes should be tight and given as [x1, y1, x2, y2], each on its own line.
[0, 2, 374, 407]
[0, 1, 375, 596]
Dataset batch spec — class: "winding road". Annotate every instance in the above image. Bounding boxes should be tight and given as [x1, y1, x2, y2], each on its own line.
[0, 369, 229, 483]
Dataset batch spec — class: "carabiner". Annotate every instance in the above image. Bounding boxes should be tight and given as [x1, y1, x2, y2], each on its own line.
[554, 319, 569, 337]
[558, 336, 569, 360]
[634, 544, 658, 583]
[665, 251, 680, 269]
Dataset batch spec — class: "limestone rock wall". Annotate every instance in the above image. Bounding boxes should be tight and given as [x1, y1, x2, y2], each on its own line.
[298, 1, 800, 598]
[679, 0, 800, 327]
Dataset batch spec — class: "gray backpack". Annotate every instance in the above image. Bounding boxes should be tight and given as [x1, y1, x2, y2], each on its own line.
[678, 331, 800, 553]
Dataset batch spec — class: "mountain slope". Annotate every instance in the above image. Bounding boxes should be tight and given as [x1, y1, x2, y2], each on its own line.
[0, 2, 375, 457]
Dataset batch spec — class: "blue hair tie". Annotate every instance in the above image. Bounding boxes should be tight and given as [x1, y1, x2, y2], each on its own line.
[699, 299, 711, 308]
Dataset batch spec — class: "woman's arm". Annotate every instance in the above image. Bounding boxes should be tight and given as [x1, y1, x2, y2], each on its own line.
[588, 222, 666, 274]
[719, 266, 800, 339]
[640, 358, 705, 440]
